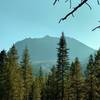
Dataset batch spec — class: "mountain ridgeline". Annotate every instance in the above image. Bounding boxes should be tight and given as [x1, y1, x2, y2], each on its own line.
[15, 36, 95, 70]
[0, 34, 100, 100]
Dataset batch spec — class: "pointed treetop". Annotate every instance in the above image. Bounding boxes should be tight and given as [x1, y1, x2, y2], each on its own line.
[74, 57, 80, 65]
[0, 50, 6, 55]
[21, 46, 30, 64]
[61, 32, 65, 38]
[7, 44, 18, 60]
[11, 44, 16, 50]
[95, 49, 100, 61]
[0, 50, 6, 61]
[59, 32, 67, 47]
[89, 55, 94, 63]
[10, 44, 16, 51]
[75, 57, 79, 62]
[62, 32, 64, 36]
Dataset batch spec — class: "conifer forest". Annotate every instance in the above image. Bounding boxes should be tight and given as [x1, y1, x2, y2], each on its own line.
[0, 0, 100, 100]
[0, 33, 100, 100]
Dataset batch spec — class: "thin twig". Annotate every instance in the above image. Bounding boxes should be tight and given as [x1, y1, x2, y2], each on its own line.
[53, 0, 59, 5]
[85, 2, 92, 10]
[97, 0, 100, 5]
[72, 13, 74, 17]
[70, 0, 72, 8]
[92, 26, 100, 31]
[65, 0, 69, 3]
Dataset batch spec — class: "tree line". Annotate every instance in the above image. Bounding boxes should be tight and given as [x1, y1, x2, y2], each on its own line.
[0, 33, 100, 100]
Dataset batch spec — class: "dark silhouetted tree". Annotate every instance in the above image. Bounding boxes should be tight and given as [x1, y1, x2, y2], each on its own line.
[85, 55, 97, 100]
[0, 50, 9, 100]
[56, 32, 70, 100]
[94, 49, 100, 99]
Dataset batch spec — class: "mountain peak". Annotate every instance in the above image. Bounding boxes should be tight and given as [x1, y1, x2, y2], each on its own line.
[15, 36, 95, 63]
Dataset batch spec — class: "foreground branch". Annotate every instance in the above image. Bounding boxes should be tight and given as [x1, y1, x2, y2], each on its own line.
[59, 0, 88, 23]
[53, 0, 100, 31]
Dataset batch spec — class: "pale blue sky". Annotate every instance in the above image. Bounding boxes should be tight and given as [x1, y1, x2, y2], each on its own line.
[0, 0, 100, 50]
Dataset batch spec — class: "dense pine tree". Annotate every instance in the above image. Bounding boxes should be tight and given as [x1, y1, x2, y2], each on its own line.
[7, 44, 24, 100]
[21, 47, 33, 100]
[49, 66, 58, 100]
[33, 67, 44, 100]
[41, 66, 57, 100]
[28, 81, 35, 100]
[85, 55, 97, 100]
[56, 32, 70, 100]
[94, 49, 100, 99]
[0, 50, 9, 100]
[69, 57, 84, 100]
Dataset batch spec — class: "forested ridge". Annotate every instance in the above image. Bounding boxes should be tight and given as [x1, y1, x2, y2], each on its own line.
[0, 33, 100, 100]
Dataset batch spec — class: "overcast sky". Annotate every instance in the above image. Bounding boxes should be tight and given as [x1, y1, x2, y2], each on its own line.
[0, 0, 100, 50]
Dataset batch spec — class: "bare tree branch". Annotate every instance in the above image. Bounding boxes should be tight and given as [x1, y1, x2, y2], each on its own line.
[53, 0, 100, 31]
[92, 26, 100, 31]
[59, 0, 88, 23]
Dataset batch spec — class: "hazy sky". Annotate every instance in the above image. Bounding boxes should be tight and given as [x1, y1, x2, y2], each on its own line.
[0, 0, 100, 50]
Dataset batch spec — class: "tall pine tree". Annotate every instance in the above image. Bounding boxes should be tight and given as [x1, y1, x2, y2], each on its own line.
[94, 49, 100, 99]
[21, 47, 33, 100]
[85, 55, 97, 100]
[7, 44, 24, 100]
[56, 32, 70, 100]
[69, 57, 84, 100]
